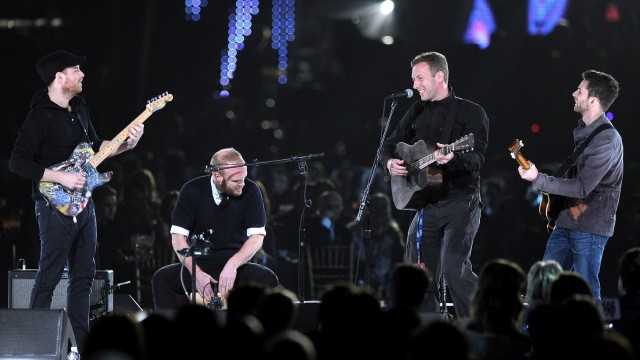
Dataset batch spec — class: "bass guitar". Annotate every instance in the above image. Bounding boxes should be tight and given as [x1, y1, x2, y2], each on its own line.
[39, 92, 173, 217]
[391, 134, 475, 211]
[508, 139, 561, 234]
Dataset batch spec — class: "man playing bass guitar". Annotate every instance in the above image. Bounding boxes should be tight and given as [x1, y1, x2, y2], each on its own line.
[518, 70, 623, 302]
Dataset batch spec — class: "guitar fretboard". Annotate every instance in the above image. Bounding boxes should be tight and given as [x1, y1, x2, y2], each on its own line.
[410, 144, 456, 171]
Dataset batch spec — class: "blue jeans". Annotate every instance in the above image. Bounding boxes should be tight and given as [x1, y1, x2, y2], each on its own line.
[543, 227, 608, 301]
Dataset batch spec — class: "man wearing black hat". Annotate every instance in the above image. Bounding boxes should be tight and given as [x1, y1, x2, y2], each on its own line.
[9, 50, 145, 353]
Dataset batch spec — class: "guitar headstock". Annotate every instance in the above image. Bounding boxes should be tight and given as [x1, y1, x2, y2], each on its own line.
[508, 138, 530, 169]
[452, 133, 475, 153]
[508, 139, 524, 159]
[146, 92, 174, 113]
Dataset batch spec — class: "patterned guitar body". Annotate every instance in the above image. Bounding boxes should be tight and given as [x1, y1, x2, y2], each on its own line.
[39, 142, 112, 217]
[38, 92, 173, 217]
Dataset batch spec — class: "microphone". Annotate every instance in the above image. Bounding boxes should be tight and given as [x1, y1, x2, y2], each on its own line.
[385, 89, 414, 100]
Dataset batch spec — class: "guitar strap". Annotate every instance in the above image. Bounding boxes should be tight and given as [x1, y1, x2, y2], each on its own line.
[553, 122, 613, 178]
[76, 111, 92, 144]
[71, 98, 92, 145]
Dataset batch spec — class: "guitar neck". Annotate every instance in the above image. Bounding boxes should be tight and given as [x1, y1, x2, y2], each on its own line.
[515, 153, 530, 170]
[508, 139, 531, 170]
[417, 152, 437, 170]
[88, 109, 153, 168]
[416, 144, 457, 170]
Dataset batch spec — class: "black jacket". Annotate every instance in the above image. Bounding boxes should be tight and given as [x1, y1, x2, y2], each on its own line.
[9, 89, 103, 200]
[380, 88, 490, 202]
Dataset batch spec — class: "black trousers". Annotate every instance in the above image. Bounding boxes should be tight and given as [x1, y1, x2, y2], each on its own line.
[151, 261, 279, 310]
[406, 193, 481, 318]
[32, 199, 97, 352]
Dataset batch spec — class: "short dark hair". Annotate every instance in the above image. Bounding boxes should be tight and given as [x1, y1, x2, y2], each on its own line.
[582, 70, 619, 111]
[411, 51, 449, 83]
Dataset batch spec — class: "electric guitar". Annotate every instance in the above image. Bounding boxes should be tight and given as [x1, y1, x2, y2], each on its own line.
[391, 134, 475, 211]
[39, 93, 173, 217]
[508, 139, 561, 234]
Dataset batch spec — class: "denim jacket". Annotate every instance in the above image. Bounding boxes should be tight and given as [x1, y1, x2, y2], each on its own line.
[533, 115, 623, 237]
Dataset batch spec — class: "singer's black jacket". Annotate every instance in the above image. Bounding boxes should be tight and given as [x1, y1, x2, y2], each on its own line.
[380, 87, 490, 202]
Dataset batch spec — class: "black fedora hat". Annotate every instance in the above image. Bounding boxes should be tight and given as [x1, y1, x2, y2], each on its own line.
[36, 50, 86, 85]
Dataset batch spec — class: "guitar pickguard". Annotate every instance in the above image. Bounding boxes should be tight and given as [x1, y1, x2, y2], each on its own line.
[39, 142, 113, 217]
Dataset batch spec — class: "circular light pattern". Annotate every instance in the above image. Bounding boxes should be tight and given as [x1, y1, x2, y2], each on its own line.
[185, 0, 209, 22]
[185, 1, 296, 95]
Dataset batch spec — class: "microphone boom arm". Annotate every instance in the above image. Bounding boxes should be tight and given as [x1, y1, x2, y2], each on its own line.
[205, 153, 324, 174]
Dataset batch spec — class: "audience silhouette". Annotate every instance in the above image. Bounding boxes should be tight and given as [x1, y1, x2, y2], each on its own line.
[522, 260, 563, 333]
[463, 258, 531, 360]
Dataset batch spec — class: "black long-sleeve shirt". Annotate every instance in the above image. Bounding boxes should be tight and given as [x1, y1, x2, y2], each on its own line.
[9, 89, 103, 200]
[380, 87, 490, 201]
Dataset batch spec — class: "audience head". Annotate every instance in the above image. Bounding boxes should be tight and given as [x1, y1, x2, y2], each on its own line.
[173, 304, 223, 357]
[318, 282, 380, 333]
[138, 312, 176, 360]
[618, 247, 640, 296]
[160, 190, 179, 224]
[470, 258, 526, 332]
[386, 263, 431, 310]
[315, 190, 343, 221]
[262, 329, 317, 360]
[369, 192, 392, 223]
[256, 287, 300, 336]
[526, 260, 563, 309]
[226, 282, 268, 321]
[83, 313, 147, 360]
[92, 185, 118, 222]
[550, 271, 593, 304]
[222, 312, 266, 358]
[562, 294, 605, 337]
[408, 321, 472, 360]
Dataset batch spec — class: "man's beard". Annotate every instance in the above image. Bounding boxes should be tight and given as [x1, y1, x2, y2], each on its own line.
[62, 82, 82, 96]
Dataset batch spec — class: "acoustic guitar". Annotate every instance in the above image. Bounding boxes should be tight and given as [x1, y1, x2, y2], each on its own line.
[508, 139, 561, 234]
[39, 93, 173, 217]
[391, 134, 474, 211]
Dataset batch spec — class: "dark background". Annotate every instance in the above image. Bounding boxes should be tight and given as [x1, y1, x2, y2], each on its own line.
[2, 0, 640, 306]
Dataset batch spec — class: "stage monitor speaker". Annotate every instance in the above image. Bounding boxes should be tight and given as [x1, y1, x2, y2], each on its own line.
[8, 269, 114, 316]
[0, 308, 76, 359]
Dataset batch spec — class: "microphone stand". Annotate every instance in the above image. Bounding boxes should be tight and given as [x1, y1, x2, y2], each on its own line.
[294, 160, 310, 302]
[356, 98, 400, 290]
[177, 230, 213, 305]
[204, 153, 323, 302]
